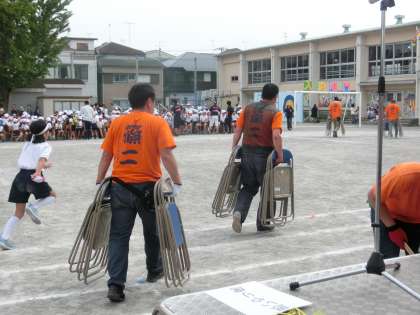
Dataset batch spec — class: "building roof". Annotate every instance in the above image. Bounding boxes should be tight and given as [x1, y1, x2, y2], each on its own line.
[217, 48, 241, 56]
[43, 79, 85, 85]
[25, 79, 85, 89]
[145, 50, 176, 61]
[62, 36, 98, 41]
[95, 42, 145, 57]
[99, 57, 163, 68]
[163, 52, 217, 71]
[220, 20, 420, 56]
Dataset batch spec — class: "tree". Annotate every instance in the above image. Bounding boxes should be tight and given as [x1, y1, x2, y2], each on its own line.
[0, 0, 72, 109]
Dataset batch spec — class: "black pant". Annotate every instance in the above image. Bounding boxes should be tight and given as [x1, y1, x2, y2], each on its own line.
[224, 117, 232, 133]
[286, 117, 293, 130]
[108, 182, 162, 288]
[83, 121, 92, 139]
[370, 208, 420, 259]
[234, 150, 270, 226]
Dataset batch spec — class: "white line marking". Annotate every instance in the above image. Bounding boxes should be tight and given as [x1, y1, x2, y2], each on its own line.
[184, 208, 370, 232]
[0, 244, 371, 306]
[194, 244, 371, 278]
[0, 222, 369, 276]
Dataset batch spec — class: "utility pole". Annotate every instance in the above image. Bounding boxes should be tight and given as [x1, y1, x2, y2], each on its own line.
[194, 57, 198, 106]
[125, 22, 135, 44]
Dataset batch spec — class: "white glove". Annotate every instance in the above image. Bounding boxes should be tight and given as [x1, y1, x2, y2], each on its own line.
[31, 175, 44, 183]
[171, 184, 182, 197]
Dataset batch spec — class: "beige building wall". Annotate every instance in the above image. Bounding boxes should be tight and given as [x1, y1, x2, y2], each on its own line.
[218, 21, 420, 118]
[101, 66, 164, 106]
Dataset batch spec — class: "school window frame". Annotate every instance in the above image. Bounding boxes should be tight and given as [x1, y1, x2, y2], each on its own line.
[247, 59, 271, 85]
[368, 41, 416, 77]
[319, 48, 356, 79]
[112, 73, 129, 83]
[280, 54, 309, 82]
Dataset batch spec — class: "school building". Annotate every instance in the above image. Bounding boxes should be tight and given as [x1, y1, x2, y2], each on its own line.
[217, 19, 420, 120]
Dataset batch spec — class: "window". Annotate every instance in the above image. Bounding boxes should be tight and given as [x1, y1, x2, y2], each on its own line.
[128, 73, 136, 81]
[137, 74, 151, 83]
[58, 65, 71, 79]
[320, 48, 356, 79]
[203, 73, 212, 82]
[54, 101, 83, 112]
[281, 54, 309, 82]
[231, 75, 239, 82]
[113, 99, 130, 110]
[368, 41, 416, 76]
[74, 64, 88, 81]
[150, 74, 159, 85]
[112, 73, 129, 83]
[76, 42, 89, 51]
[248, 59, 271, 84]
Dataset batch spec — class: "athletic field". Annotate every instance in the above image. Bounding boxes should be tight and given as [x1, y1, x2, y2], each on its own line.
[1, 124, 419, 314]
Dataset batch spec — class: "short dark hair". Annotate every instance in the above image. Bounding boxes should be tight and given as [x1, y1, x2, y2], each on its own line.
[29, 119, 48, 143]
[227, 101, 231, 106]
[129, 83, 155, 109]
[334, 96, 340, 101]
[261, 83, 279, 100]
[84, 101, 89, 105]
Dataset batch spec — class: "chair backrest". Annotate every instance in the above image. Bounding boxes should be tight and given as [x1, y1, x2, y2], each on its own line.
[273, 164, 293, 198]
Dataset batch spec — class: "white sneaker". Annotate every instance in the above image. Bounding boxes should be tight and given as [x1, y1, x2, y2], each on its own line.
[0, 236, 15, 250]
[232, 212, 242, 233]
[25, 204, 41, 225]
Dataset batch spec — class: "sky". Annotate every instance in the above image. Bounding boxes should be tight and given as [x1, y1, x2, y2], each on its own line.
[67, 0, 420, 55]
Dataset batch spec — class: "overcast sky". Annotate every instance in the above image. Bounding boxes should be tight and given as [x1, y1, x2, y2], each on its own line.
[67, 0, 420, 55]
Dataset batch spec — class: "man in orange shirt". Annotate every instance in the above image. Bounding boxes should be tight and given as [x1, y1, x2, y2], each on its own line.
[96, 83, 182, 302]
[328, 97, 343, 138]
[231, 83, 284, 233]
[385, 99, 401, 138]
[368, 162, 420, 258]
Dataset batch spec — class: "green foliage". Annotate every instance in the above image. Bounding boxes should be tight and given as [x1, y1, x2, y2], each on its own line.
[0, 0, 72, 106]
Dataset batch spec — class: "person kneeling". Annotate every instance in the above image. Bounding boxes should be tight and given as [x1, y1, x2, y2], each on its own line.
[368, 162, 420, 259]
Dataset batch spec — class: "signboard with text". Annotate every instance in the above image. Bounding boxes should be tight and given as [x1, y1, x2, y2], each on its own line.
[207, 282, 312, 315]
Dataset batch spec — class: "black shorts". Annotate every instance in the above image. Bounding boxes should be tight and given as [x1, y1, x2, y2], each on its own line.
[8, 170, 52, 203]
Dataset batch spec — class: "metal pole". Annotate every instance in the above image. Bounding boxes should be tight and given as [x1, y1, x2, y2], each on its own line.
[358, 92, 362, 128]
[374, 6, 386, 252]
[136, 57, 139, 82]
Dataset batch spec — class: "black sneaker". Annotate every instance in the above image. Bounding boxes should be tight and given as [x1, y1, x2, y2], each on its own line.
[146, 271, 164, 283]
[257, 224, 275, 232]
[107, 285, 125, 303]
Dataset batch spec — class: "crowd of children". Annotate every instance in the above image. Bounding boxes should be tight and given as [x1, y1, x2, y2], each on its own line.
[0, 102, 242, 142]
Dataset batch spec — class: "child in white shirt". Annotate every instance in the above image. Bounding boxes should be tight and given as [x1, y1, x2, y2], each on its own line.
[0, 119, 56, 250]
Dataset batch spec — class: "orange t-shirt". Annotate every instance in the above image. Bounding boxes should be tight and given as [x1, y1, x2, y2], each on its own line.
[236, 111, 283, 130]
[374, 162, 420, 223]
[385, 103, 400, 121]
[328, 101, 342, 120]
[101, 111, 175, 183]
